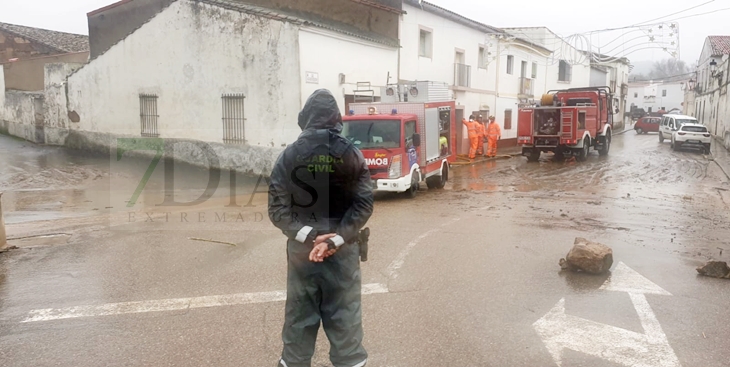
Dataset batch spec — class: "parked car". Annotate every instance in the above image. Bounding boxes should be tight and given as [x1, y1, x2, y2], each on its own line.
[658, 114, 698, 143]
[634, 116, 661, 134]
[671, 123, 712, 154]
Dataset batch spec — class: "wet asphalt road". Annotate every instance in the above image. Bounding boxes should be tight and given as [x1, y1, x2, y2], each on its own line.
[1, 130, 730, 367]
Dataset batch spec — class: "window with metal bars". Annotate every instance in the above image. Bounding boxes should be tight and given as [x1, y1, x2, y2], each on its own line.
[139, 94, 159, 137]
[222, 94, 246, 144]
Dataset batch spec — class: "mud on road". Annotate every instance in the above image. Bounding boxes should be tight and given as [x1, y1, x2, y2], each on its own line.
[1, 131, 730, 367]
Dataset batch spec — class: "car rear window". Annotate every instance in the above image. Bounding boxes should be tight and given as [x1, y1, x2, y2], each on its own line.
[682, 126, 707, 133]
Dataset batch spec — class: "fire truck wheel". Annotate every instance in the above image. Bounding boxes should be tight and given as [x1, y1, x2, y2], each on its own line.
[426, 165, 448, 189]
[576, 141, 589, 162]
[598, 135, 611, 156]
[405, 177, 418, 199]
[527, 149, 540, 162]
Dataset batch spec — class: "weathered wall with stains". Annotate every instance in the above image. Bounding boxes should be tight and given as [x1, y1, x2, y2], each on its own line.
[87, 0, 176, 59]
[0, 88, 45, 143]
[43, 63, 84, 145]
[243, 0, 400, 40]
[54, 0, 302, 174]
[2, 52, 88, 91]
[68, 0, 302, 147]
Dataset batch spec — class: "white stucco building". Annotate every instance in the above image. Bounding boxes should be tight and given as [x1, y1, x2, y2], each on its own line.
[504, 27, 592, 94]
[400, 1, 551, 148]
[688, 35, 730, 146]
[1, 0, 400, 174]
[628, 81, 685, 114]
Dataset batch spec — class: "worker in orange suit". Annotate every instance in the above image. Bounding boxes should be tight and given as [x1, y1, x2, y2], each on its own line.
[462, 115, 479, 160]
[486, 115, 502, 158]
[476, 115, 486, 156]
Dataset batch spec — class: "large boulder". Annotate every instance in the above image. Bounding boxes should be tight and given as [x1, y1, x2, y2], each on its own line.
[559, 237, 614, 274]
[696, 261, 730, 279]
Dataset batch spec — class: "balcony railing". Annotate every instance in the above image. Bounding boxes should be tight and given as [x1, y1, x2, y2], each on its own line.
[454, 63, 471, 88]
[519, 77, 534, 97]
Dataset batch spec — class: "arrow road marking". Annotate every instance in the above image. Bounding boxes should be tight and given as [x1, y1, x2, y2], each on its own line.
[533, 262, 681, 367]
[22, 283, 389, 323]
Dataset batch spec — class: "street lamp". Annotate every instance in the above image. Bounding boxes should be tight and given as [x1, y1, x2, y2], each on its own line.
[688, 78, 696, 90]
[710, 59, 718, 76]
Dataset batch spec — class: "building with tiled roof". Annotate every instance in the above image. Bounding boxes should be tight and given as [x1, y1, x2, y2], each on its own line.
[0, 22, 89, 62]
[707, 36, 730, 56]
[0, 22, 89, 91]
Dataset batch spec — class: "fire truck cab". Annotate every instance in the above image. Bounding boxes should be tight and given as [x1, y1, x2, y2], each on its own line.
[343, 101, 457, 198]
[517, 87, 614, 162]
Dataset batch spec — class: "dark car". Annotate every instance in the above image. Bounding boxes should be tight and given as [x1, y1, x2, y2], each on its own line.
[634, 116, 661, 134]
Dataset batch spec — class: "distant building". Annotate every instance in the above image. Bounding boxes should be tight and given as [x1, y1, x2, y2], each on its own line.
[628, 80, 685, 115]
[400, 1, 551, 151]
[0, 22, 89, 91]
[0, 22, 88, 63]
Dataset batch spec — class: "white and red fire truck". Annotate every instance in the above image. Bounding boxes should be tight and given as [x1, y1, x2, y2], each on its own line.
[343, 100, 457, 198]
[517, 86, 615, 162]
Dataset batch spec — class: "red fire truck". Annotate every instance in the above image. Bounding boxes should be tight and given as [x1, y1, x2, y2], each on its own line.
[343, 101, 457, 198]
[517, 86, 615, 162]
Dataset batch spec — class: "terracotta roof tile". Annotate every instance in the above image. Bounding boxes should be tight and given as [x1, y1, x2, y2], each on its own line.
[0, 22, 89, 53]
[708, 36, 730, 55]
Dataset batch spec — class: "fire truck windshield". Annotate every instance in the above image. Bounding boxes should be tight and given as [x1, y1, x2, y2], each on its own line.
[342, 119, 401, 149]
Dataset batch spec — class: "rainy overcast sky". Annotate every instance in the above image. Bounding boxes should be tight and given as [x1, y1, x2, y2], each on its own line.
[1, 0, 728, 68]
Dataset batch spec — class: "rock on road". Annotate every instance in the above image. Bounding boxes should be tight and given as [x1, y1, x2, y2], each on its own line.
[1, 130, 730, 366]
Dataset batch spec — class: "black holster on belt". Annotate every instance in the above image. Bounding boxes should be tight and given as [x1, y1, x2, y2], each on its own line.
[357, 227, 370, 262]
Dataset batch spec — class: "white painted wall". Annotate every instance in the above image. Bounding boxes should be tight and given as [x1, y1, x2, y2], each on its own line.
[505, 28, 592, 94]
[298, 28, 398, 113]
[66, 0, 302, 147]
[400, 3, 498, 93]
[496, 41, 549, 98]
[399, 7, 552, 140]
[590, 67, 608, 87]
[628, 82, 684, 112]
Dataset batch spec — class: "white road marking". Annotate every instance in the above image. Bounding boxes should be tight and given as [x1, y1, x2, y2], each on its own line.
[533, 262, 680, 367]
[22, 283, 389, 323]
[385, 217, 460, 279]
[599, 262, 672, 295]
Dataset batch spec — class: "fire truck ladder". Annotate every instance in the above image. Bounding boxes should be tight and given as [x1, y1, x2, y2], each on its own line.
[560, 111, 573, 138]
[354, 82, 375, 103]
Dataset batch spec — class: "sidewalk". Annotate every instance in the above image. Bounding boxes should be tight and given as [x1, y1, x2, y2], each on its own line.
[452, 146, 522, 166]
[711, 136, 730, 181]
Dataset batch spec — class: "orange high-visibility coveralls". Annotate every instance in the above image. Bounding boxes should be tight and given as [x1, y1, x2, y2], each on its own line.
[463, 119, 479, 159]
[476, 122, 486, 156]
[486, 121, 502, 157]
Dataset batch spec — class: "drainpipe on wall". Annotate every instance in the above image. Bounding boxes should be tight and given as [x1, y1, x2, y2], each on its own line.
[0, 192, 6, 251]
[495, 38, 501, 99]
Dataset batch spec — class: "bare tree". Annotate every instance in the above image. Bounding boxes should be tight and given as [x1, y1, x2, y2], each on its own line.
[630, 59, 691, 82]
[649, 59, 690, 79]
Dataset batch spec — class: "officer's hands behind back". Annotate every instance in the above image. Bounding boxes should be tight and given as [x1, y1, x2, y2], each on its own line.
[309, 233, 337, 263]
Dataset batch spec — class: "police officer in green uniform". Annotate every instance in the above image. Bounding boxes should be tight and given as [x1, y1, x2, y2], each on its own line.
[269, 89, 374, 367]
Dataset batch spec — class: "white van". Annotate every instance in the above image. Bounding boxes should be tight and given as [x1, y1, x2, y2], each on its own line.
[658, 114, 698, 143]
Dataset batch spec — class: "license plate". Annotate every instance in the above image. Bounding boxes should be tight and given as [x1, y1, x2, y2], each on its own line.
[687, 140, 701, 143]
